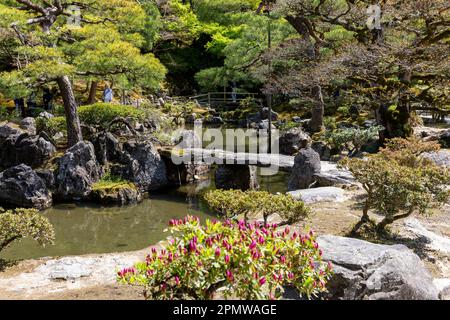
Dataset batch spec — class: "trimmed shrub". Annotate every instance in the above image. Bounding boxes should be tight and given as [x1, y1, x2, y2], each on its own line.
[118, 216, 332, 300]
[340, 137, 450, 233]
[204, 190, 311, 226]
[78, 103, 145, 129]
[36, 116, 67, 136]
[0, 207, 55, 252]
[324, 126, 383, 155]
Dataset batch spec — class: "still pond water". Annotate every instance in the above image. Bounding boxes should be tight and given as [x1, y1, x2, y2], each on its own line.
[1, 169, 288, 261]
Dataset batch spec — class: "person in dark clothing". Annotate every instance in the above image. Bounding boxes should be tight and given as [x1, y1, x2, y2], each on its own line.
[14, 98, 26, 117]
[43, 88, 54, 110]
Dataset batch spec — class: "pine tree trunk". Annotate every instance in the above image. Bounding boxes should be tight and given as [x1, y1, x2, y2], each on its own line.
[57, 76, 83, 147]
[309, 85, 324, 133]
[86, 81, 98, 105]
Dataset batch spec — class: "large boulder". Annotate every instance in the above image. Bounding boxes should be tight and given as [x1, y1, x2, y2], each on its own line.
[215, 165, 258, 190]
[317, 235, 439, 300]
[0, 123, 23, 168]
[55, 141, 101, 200]
[0, 164, 52, 209]
[313, 162, 354, 187]
[278, 127, 311, 155]
[90, 132, 121, 165]
[14, 134, 56, 168]
[113, 140, 168, 191]
[288, 147, 321, 190]
[91, 185, 143, 206]
[20, 117, 36, 135]
[0, 122, 55, 168]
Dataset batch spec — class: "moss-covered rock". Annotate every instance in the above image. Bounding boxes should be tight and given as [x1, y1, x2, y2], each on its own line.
[91, 176, 142, 205]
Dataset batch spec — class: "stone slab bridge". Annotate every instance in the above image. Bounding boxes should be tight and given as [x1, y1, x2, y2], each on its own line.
[158, 146, 354, 190]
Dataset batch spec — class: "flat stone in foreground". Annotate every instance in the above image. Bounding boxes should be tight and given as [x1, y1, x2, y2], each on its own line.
[317, 235, 439, 300]
[287, 187, 348, 204]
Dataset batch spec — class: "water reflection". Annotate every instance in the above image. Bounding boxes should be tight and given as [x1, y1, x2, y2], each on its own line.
[1, 169, 288, 260]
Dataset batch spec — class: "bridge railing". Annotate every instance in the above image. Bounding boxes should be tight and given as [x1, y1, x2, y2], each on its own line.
[189, 92, 261, 107]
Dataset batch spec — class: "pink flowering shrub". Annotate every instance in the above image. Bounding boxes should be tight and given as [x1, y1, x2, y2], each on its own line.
[117, 215, 332, 300]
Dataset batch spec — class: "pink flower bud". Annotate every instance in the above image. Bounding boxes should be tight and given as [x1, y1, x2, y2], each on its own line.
[189, 240, 197, 252]
[259, 277, 266, 286]
[280, 255, 286, 264]
[226, 270, 234, 282]
[225, 255, 230, 264]
[175, 276, 180, 286]
[258, 235, 265, 244]
[288, 272, 294, 280]
[215, 247, 221, 257]
[249, 240, 257, 250]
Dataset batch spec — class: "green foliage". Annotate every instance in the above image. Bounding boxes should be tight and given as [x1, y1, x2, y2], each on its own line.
[36, 116, 67, 137]
[323, 126, 383, 154]
[118, 216, 332, 300]
[340, 138, 450, 232]
[0, 0, 166, 99]
[0, 106, 20, 122]
[78, 103, 145, 128]
[0, 207, 55, 252]
[204, 190, 311, 226]
[92, 174, 136, 192]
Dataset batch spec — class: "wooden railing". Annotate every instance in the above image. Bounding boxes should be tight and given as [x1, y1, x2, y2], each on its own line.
[189, 92, 262, 107]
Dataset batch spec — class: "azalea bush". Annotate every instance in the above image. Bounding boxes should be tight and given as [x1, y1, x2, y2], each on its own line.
[0, 208, 55, 252]
[340, 137, 449, 233]
[118, 216, 332, 300]
[204, 190, 311, 226]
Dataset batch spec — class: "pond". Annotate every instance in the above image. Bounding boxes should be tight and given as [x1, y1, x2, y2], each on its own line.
[1, 169, 289, 261]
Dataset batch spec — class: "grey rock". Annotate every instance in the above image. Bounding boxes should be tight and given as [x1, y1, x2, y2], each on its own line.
[0, 164, 52, 209]
[114, 140, 168, 191]
[173, 130, 202, 149]
[20, 117, 36, 135]
[439, 130, 450, 148]
[15, 134, 56, 168]
[257, 119, 276, 130]
[0, 123, 55, 168]
[278, 127, 311, 155]
[423, 150, 450, 168]
[313, 161, 354, 187]
[55, 141, 101, 200]
[215, 165, 258, 190]
[287, 187, 348, 204]
[311, 141, 331, 161]
[0, 123, 24, 168]
[91, 185, 143, 206]
[404, 218, 450, 254]
[288, 147, 321, 190]
[90, 132, 121, 165]
[317, 235, 439, 300]
[433, 279, 450, 300]
[38, 111, 54, 120]
[261, 107, 278, 121]
[35, 169, 56, 191]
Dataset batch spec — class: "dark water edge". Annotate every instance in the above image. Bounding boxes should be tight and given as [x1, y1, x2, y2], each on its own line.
[1, 169, 288, 261]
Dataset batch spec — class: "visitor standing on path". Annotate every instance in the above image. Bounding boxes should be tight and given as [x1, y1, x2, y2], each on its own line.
[103, 85, 113, 103]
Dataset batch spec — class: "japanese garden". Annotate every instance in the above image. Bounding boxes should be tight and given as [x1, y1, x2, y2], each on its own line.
[0, 0, 449, 301]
